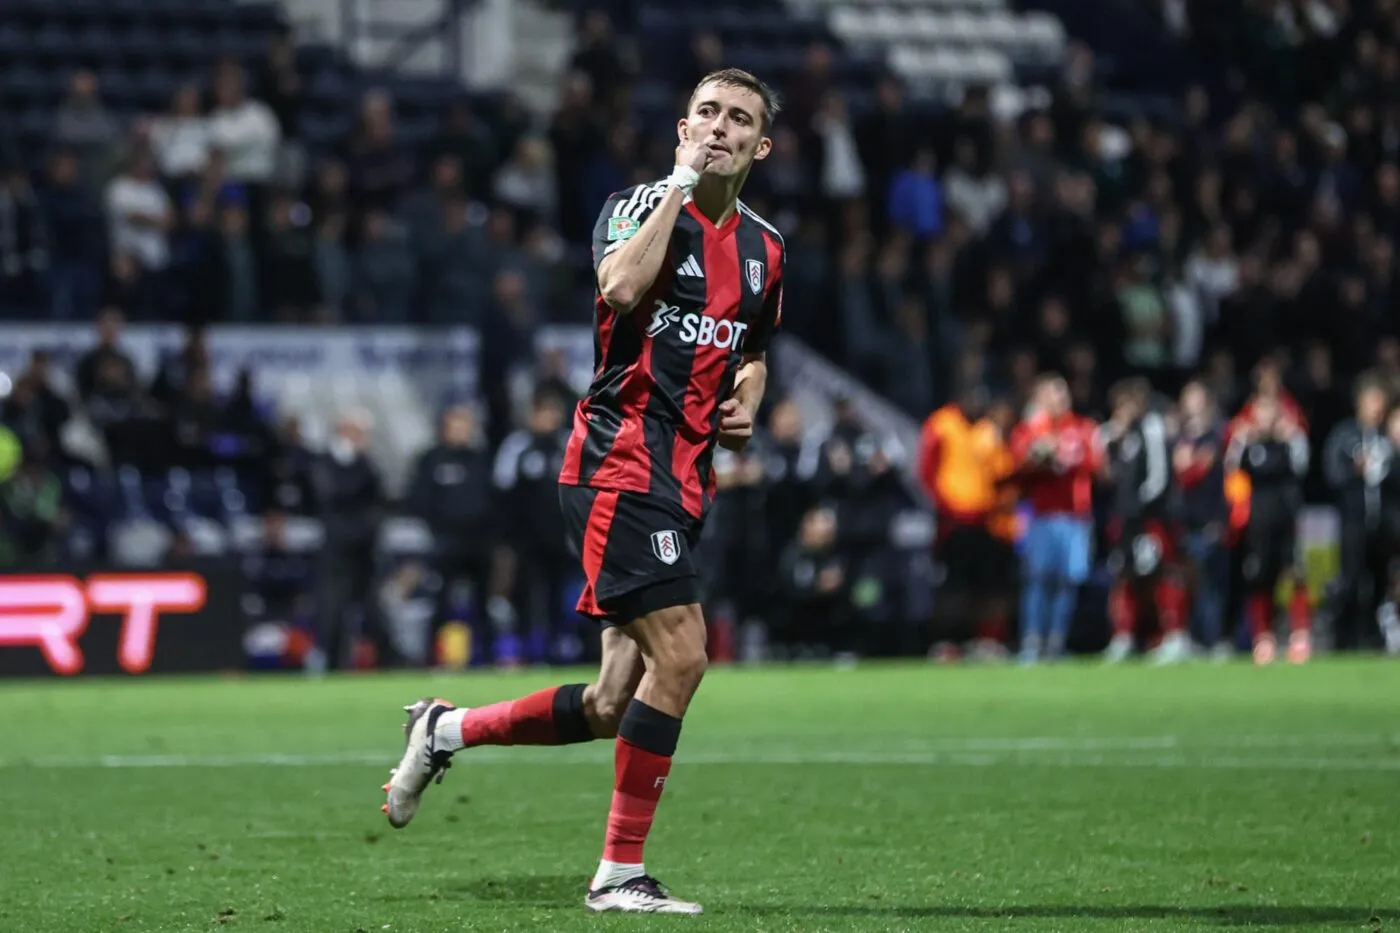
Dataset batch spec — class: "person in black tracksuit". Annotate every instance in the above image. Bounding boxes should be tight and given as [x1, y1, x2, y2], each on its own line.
[1375, 407, 1400, 654]
[1174, 381, 1230, 653]
[493, 390, 575, 661]
[312, 413, 388, 670]
[1101, 378, 1186, 661]
[1321, 376, 1393, 650]
[407, 404, 498, 661]
[1228, 396, 1312, 662]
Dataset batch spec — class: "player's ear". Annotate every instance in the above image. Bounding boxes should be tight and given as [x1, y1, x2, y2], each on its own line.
[753, 133, 773, 162]
[677, 118, 690, 144]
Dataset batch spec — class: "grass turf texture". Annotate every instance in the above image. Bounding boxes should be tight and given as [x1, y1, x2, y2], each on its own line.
[1, 661, 1397, 933]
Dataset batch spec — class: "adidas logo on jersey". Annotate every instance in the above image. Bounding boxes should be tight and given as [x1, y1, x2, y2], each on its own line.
[678, 255, 704, 278]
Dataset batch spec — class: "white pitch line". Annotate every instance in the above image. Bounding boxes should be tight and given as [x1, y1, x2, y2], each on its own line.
[1, 742, 1398, 772]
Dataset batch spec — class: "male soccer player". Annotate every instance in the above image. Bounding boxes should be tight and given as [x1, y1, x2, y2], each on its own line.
[1226, 396, 1311, 664]
[917, 385, 1014, 656]
[381, 69, 785, 915]
[1321, 374, 1392, 650]
[1099, 379, 1188, 664]
[1173, 380, 1230, 657]
[1009, 374, 1101, 663]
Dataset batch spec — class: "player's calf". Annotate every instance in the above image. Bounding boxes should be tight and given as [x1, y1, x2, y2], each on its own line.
[588, 600, 707, 911]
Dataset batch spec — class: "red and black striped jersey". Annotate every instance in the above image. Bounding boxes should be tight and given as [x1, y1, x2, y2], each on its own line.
[558, 180, 785, 519]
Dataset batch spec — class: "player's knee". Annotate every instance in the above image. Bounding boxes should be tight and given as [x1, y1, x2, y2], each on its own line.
[640, 603, 709, 689]
[585, 688, 628, 737]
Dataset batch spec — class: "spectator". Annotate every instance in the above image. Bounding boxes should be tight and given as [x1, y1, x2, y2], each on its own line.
[2, 352, 72, 465]
[342, 90, 414, 216]
[50, 70, 119, 188]
[408, 404, 500, 657]
[218, 201, 259, 321]
[352, 211, 414, 322]
[311, 411, 388, 671]
[570, 9, 635, 112]
[256, 26, 306, 139]
[75, 308, 136, 403]
[0, 159, 50, 311]
[813, 92, 865, 204]
[493, 137, 558, 225]
[0, 450, 66, 569]
[944, 137, 1008, 237]
[207, 59, 281, 185]
[105, 150, 173, 273]
[151, 84, 212, 184]
[425, 98, 496, 200]
[887, 149, 943, 241]
[38, 150, 105, 319]
[260, 192, 320, 320]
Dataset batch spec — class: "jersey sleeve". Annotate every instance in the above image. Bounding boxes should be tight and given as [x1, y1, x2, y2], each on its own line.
[743, 235, 785, 355]
[591, 184, 662, 271]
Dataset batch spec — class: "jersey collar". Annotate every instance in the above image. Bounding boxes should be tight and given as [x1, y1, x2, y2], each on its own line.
[684, 198, 741, 238]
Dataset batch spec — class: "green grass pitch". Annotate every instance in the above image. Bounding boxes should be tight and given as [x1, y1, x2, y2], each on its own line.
[1, 660, 1397, 932]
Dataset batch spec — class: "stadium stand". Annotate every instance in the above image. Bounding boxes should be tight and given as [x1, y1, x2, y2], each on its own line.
[2, 0, 1399, 669]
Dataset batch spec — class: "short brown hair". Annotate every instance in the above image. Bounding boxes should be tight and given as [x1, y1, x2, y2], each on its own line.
[689, 68, 781, 131]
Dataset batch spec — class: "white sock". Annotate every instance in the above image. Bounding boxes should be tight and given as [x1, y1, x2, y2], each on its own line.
[591, 859, 644, 891]
[434, 709, 467, 751]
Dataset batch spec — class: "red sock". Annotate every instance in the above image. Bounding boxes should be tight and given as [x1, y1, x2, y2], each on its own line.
[1289, 585, 1311, 634]
[975, 609, 1008, 644]
[1109, 582, 1137, 637]
[1247, 594, 1273, 639]
[1154, 577, 1187, 633]
[461, 684, 590, 747]
[602, 737, 673, 864]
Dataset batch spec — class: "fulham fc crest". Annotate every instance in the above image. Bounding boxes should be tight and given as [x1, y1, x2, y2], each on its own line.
[746, 259, 764, 295]
[651, 530, 680, 565]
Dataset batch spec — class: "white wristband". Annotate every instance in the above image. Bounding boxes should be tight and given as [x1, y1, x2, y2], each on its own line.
[667, 165, 701, 195]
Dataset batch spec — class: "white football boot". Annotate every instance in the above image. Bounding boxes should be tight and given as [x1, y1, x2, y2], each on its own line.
[585, 875, 703, 915]
[382, 697, 457, 829]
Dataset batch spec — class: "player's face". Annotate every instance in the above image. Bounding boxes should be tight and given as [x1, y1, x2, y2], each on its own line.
[680, 82, 772, 178]
[1040, 380, 1069, 417]
[1359, 387, 1388, 426]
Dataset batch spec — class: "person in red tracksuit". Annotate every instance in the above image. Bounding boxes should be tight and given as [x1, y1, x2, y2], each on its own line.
[1009, 374, 1102, 663]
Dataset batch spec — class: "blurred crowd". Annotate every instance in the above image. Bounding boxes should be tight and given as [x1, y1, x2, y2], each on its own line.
[4, 0, 1400, 666]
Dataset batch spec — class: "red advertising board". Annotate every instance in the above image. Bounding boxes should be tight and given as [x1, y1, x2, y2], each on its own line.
[0, 566, 244, 676]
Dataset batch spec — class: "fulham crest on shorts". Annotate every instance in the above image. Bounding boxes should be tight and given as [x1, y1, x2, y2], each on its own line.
[651, 530, 680, 565]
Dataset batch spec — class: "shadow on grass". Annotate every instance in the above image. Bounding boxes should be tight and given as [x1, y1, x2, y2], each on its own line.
[444, 875, 1389, 926]
[729, 905, 1389, 926]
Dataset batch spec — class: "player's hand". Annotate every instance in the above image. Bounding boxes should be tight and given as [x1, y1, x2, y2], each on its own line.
[675, 127, 713, 175]
[717, 397, 754, 450]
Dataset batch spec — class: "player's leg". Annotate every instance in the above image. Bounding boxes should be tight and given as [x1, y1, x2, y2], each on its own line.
[381, 631, 640, 829]
[1146, 525, 1190, 664]
[585, 587, 707, 914]
[1046, 516, 1089, 659]
[1187, 528, 1229, 657]
[1242, 522, 1279, 665]
[1104, 525, 1137, 663]
[1018, 516, 1051, 664]
[1284, 524, 1311, 664]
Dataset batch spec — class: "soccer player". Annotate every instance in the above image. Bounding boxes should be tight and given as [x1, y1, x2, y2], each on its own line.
[1226, 396, 1311, 665]
[381, 69, 784, 915]
[1009, 374, 1101, 663]
[1174, 380, 1230, 657]
[1100, 379, 1188, 664]
[1320, 374, 1392, 650]
[917, 385, 1015, 656]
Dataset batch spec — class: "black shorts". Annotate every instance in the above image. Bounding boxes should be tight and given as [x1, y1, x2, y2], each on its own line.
[938, 522, 1014, 592]
[1107, 519, 1179, 581]
[559, 485, 703, 626]
[1242, 511, 1299, 588]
